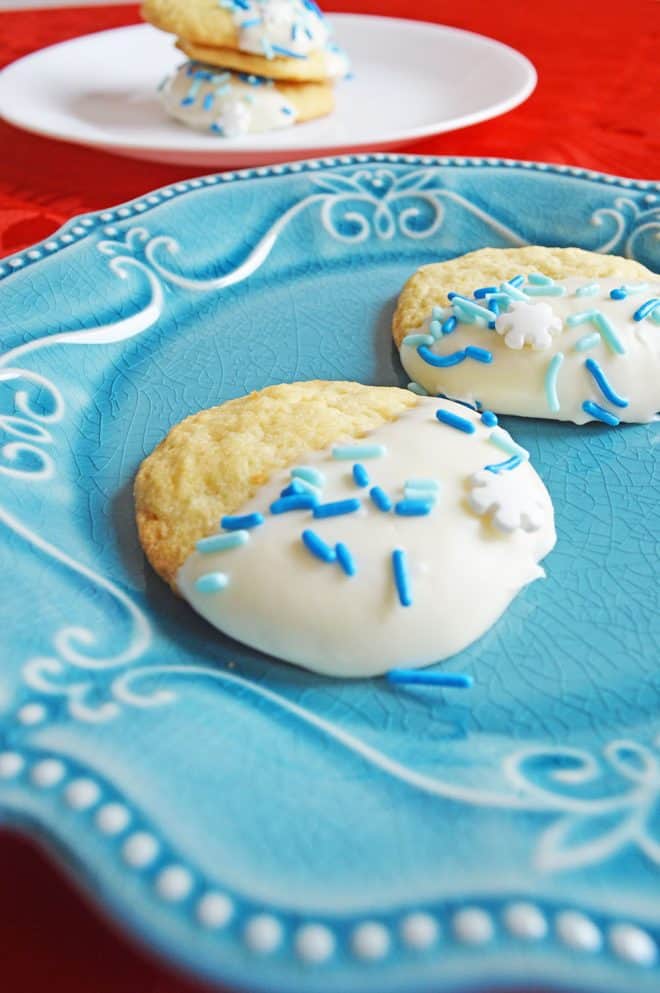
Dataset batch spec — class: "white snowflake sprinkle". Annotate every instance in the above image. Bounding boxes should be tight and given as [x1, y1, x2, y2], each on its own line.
[468, 469, 546, 533]
[495, 300, 563, 350]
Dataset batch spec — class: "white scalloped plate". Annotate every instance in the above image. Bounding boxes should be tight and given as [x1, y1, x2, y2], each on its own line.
[0, 16, 536, 166]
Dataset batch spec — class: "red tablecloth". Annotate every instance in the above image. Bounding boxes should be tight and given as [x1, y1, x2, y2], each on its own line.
[0, 4, 658, 992]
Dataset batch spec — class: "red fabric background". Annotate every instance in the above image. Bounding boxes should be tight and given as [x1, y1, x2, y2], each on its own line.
[0, 3, 658, 992]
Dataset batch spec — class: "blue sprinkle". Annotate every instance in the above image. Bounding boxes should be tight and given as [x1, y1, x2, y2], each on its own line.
[524, 284, 566, 297]
[271, 44, 307, 58]
[417, 345, 492, 367]
[527, 273, 553, 285]
[403, 333, 435, 347]
[435, 408, 476, 434]
[280, 481, 305, 497]
[487, 299, 500, 321]
[407, 381, 428, 396]
[181, 96, 196, 107]
[442, 316, 458, 334]
[485, 455, 522, 473]
[500, 282, 528, 301]
[291, 466, 325, 487]
[370, 486, 392, 512]
[585, 358, 629, 408]
[392, 549, 412, 607]
[484, 292, 513, 306]
[301, 529, 336, 563]
[313, 498, 361, 519]
[488, 427, 529, 461]
[573, 332, 601, 352]
[221, 513, 264, 531]
[473, 285, 498, 298]
[387, 669, 473, 689]
[404, 478, 439, 492]
[480, 410, 498, 427]
[352, 463, 370, 488]
[194, 572, 229, 593]
[261, 37, 275, 59]
[335, 542, 356, 577]
[395, 499, 433, 517]
[610, 287, 627, 300]
[582, 401, 620, 426]
[450, 296, 494, 325]
[280, 105, 294, 115]
[633, 298, 660, 322]
[196, 530, 249, 554]
[240, 16, 262, 27]
[575, 282, 600, 298]
[508, 275, 526, 287]
[332, 444, 386, 460]
[545, 352, 564, 413]
[270, 494, 318, 514]
[202, 93, 214, 111]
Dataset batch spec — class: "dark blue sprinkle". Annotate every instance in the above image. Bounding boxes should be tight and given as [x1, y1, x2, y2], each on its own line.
[508, 275, 526, 287]
[221, 513, 264, 531]
[435, 409, 476, 434]
[270, 494, 318, 514]
[370, 486, 392, 512]
[582, 400, 620, 426]
[352, 463, 370, 488]
[610, 288, 627, 300]
[280, 481, 306, 498]
[313, 498, 361, 519]
[473, 286, 498, 298]
[633, 298, 660, 322]
[441, 316, 458, 334]
[395, 499, 433, 517]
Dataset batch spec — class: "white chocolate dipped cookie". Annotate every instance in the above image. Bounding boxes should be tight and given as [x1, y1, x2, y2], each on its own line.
[135, 382, 555, 678]
[393, 247, 659, 425]
[159, 61, 334, 135]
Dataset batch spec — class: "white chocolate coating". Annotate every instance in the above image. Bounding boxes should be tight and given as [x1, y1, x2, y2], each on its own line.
[160, 62, 296, 136]
[225, 0, 329, 59]
[400, 277, 660, 424]
[177, 399, 555, 678]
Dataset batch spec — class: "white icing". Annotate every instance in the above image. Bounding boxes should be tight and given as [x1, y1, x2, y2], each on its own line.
[294, 923, 335, 962]
[555, 910, 602, 952]
[452, 907, 494, 944]
[401, 276, 660, 423]
[196, 892, 235, 929]
[160, 63, 297, 137]
[64, 778, 101, 810]
[224, 0, 329, 58]
[178, 398, 555, 678]
[495, 300, 562, 349]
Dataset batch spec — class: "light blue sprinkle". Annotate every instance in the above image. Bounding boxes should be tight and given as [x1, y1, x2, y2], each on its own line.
[392, 549, 412, 607]
[582, 401, 620, 426]
[261, 37, 275, 58]
[524, 284, 566, 297]
[545, 352, 564, 412]
[485, 455, 522, 473]
[202, 93, 215, 111]
[633, 298, 660, 322]
[575, 283, 600, 298]
[271, 44, 307, 58]
[567, 309, 599, 327]
[404, 478, 440, 492]
[431, 306, 446, 320]
[240, 16, 262, 27]
[480, 410, 498, 427]
[573, 331, 601, 352]
[527, 273, 553, 285]
[500, 282, 528, 301]
[221, 513, 264, 531]
[196, 530, 249, 554]
[395, 499, 433, 517]
[484, 292, 513, 306]
[335, 542, 356, 577]
[450, 297, 493, 325]
[332, 444, 386, 460]
[387, 669, 473, 689]
[194, 572, 229, 593]
[595, 313, 626, 354]
[291, 466, 325, 487]
[407, 381, 428, 396]
[429, 320, 443, 338]
[270, 494, 318, 514]
[301, 529, 336, 563]
[313, 498, 361, 519]
[417, 345, 492, 368]
[435, 408, 476, 434]
[352, 463, 370, 488]
[404, 489, 437, 505]
[488, 427, 529, 461]
[403, 333, 435, 347]
[585, 358, 629, 408]
[623, 282, 648, 294]
[370, 486, 392, 512]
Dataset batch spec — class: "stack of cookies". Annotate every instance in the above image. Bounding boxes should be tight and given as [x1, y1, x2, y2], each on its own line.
[142, 0, 350, 137]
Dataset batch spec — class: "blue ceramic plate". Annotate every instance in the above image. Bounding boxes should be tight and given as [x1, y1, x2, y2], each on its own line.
[1, 155, 659, 993]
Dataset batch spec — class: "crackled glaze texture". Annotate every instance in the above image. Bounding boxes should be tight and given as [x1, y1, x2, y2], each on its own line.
[0, 157, 659, 993]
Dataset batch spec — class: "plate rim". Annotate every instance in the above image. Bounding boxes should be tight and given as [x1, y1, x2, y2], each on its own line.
[0, 16, 537, 158]
[1, 152, 659, 279]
